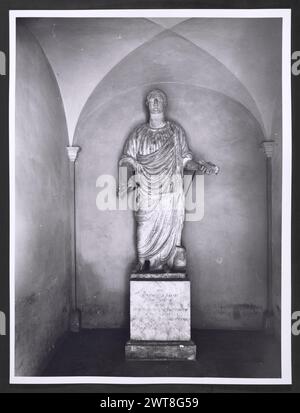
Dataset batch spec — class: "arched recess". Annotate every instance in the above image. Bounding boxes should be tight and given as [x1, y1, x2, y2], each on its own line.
[74, 30, 265, 140]
[73, 29, 267, 330]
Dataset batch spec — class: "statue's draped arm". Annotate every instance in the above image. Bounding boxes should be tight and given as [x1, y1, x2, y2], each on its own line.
[178, 126, 207, 173]
[178, 126, 193, 167]
[179, 127, 219, 175]
[118, 129, 139, 196]
[119, 129, 138, 170]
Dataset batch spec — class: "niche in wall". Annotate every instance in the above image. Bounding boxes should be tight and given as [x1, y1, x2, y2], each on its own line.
[73, 30, 267, 330]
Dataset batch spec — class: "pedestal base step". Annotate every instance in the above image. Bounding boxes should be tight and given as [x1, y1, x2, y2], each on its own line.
[125, 340, 196, 361]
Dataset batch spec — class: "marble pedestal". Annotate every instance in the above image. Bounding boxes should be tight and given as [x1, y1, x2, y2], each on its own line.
[125, 273, 196, 360]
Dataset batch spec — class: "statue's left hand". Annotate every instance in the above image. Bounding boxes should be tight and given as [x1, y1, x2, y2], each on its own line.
[198, 161, 220, 175]
[207, 161, 220, 175]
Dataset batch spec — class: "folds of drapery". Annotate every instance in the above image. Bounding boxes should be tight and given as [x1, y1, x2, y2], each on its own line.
[119, 121, 192, 268]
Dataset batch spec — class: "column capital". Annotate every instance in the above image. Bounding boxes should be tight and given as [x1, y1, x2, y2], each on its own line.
[261, 140, 274, 158]
[66, 146, 81, 163]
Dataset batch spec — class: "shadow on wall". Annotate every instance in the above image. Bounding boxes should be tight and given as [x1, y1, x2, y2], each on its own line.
[15, 23, 72, 375]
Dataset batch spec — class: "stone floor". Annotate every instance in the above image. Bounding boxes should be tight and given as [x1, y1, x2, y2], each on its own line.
[42, 329, 281, 378]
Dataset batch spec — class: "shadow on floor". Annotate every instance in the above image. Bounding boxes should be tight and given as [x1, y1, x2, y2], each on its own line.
[42, 329, 281, 378]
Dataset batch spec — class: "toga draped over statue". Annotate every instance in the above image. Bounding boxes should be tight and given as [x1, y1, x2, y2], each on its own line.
[120, 121, 192, 270]
[119, 89, 219, 272]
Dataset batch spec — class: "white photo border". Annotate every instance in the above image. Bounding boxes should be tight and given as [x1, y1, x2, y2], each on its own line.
[9, 8, 292, 385]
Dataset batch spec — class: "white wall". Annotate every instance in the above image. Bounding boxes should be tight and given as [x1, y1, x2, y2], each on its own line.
[15, 23, 72, 375]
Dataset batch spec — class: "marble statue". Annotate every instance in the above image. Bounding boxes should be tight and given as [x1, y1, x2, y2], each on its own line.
[119, 89, 219, 272]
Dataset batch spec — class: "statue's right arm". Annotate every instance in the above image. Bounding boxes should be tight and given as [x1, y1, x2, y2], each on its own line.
[118, 131, 138, 197]
[119, 129, 138, 169]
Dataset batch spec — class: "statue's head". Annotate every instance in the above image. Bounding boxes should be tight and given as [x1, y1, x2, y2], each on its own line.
[146, 89, 167, 115]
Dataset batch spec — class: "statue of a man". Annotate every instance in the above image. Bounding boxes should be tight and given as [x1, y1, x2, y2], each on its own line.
[119, 89, 219, 272]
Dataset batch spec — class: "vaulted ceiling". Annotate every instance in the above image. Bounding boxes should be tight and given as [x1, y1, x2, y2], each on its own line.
[24, 17, 282, 144]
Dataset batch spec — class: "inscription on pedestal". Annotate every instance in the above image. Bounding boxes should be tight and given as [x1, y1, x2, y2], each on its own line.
[130, 279, 191, 341]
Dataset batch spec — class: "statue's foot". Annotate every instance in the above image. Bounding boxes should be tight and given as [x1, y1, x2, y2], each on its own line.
[138, 261, 172, 273]
[163, 264, 171, 273]
[140, 260, 150, 272]
[135, 261, 144, 272]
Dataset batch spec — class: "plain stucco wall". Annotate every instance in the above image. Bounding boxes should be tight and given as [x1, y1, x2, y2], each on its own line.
[15, 23, 72, 375]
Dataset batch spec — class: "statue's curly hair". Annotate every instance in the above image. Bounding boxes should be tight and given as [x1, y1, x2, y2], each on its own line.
[145, 89, 167, 107]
